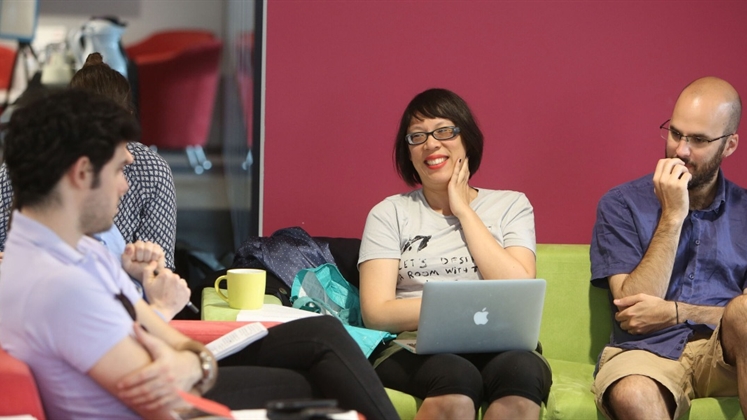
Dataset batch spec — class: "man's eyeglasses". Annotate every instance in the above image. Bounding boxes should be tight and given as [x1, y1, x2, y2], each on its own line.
[659, 119, 733, 148]
[405, 126, 461, 145]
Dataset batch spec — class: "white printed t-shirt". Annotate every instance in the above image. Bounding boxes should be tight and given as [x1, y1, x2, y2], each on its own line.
[0, 211, 142, 419]
[359, 188, 535, 299]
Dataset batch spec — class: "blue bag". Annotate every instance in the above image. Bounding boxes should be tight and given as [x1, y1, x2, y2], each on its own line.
[291, 263, 395, 357]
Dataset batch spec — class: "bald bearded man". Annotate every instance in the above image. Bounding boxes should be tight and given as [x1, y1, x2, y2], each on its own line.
[589, 76, 747, 419]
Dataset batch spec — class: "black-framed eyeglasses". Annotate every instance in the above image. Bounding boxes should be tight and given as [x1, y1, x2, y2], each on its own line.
[405, 126, 461, 145]
[115, 291, 136, 322]
[659, 119, 733, 148]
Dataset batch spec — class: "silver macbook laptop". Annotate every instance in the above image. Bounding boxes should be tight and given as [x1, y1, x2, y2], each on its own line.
[394, 279, 546, 354]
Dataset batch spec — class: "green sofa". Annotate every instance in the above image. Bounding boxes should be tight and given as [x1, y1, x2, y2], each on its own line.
[212, 239, 744, 419]
[385, 244, 743, 419]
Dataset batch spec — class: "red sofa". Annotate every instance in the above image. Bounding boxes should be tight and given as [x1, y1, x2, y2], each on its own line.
[0, 320, 268, 418]
[0, 45, 16, 113]
[0, 346, 45, 419]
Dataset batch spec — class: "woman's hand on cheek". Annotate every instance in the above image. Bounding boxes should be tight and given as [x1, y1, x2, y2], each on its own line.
[448, 157, 472, 217]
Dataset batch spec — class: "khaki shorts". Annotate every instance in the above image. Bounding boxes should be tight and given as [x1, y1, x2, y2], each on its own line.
[592, 324, 737, 419]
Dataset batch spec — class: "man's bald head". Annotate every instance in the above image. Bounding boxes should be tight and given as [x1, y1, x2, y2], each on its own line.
[677, 76, 742, 135]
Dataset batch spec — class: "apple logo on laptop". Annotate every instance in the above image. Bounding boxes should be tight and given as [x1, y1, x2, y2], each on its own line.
[473, 308, 489, 325]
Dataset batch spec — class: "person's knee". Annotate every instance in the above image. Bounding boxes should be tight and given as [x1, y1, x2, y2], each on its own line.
[486, 395, 540, 420]
[482, 351, 551, 403]
[424, 393, 475, 416]
[308, 314, 347, 331]
[290, 316, 347, 339]
[722, 294, 747, 337]
[605, 375, 673, 417]
[271, 316, 352, 354]
[720, 295, 747, 364]
[419, 354, 483, 408]
[482, 351, 549, 381]
[607, 376, 651, 406]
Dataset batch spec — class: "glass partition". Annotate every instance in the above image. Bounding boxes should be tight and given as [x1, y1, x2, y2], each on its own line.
[173, 0, 263, 266]
[223, 0, 263, 249]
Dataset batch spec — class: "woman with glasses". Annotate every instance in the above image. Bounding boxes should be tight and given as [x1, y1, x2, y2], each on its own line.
[359, 88, 551, 419]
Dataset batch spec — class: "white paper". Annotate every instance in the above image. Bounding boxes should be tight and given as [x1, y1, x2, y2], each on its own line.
[205, 323, 268, 360]
[236, 304, 321, 322]
[231, 409, 358, 420]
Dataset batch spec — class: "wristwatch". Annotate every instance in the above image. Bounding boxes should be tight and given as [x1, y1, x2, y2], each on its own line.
[188, 347, 217, 395]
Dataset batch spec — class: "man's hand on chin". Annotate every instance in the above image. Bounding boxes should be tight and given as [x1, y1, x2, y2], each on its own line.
[653, 157, 691, 223]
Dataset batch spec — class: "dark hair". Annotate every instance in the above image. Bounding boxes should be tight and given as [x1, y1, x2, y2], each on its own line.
[69, 52, 134, 113]
[3, 89, 139, 209]
[394, 88, 484, 186]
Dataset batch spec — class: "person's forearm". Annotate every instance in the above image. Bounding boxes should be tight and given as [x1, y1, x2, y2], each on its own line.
[158, 222, 177, 271]
[459, 210, 534, 279]
[180, 348, 207, 392]
[363, 297, 421, 333]
[132, 402, 183, 419]
[615, 217, 683, 299]
[172, 340, 216, 395]
[677, 302, 724, 326]
[149, 303, 175, 321]
[127, 325, 205, 393]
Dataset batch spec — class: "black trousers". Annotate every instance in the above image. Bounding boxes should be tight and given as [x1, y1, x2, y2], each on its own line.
[204, 316, 399, 420]
[375, 348, 552, 410]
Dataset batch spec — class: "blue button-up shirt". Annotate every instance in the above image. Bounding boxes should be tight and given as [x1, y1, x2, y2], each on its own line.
[590, 170, 747, 360]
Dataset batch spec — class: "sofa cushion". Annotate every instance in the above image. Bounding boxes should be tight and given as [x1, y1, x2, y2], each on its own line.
[198, 240, 744, 420]
[537, 244, 612, 365]
[385, 388, 421, 420]
[543, 358, 601, 420]
[685, 397, 743, 419]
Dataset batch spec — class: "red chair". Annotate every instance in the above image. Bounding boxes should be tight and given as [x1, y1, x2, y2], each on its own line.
[0, 320, 271, 418]
[125, 30, 223, 174]
[0, 346, 46, 419]
[0, 45, 17, 113]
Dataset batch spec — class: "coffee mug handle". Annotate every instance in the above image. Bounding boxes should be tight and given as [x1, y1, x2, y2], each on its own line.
[214, 275, 230, 303]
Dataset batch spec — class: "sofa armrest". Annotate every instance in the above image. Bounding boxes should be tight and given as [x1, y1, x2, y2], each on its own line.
[315, 237, 362, 288]
[0, 322, 286, 420]
[0, 347, 46, 420]
[169, 320, 279, 344]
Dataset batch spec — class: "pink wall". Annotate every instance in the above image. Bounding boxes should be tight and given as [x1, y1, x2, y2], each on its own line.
[263, 1, 747, 244]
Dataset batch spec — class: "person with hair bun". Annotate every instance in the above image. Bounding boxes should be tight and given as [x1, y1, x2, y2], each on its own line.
[0, 88, 399, 420]
[0, 53, 183, 319]
[70, 52, 136, 113]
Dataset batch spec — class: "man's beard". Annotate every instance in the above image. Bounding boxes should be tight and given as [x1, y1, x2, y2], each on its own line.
[682, 141, 726, 191]
[80, 189, 116, 236]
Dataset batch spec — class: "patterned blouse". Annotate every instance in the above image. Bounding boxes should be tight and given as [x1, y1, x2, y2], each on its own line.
[0, 142, 177, 269]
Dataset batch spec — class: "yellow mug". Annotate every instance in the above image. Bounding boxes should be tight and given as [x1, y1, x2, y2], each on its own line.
[214, 268, 266, 310]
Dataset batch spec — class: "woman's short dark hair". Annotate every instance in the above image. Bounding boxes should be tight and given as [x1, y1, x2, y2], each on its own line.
[394, 88, 484, 186]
